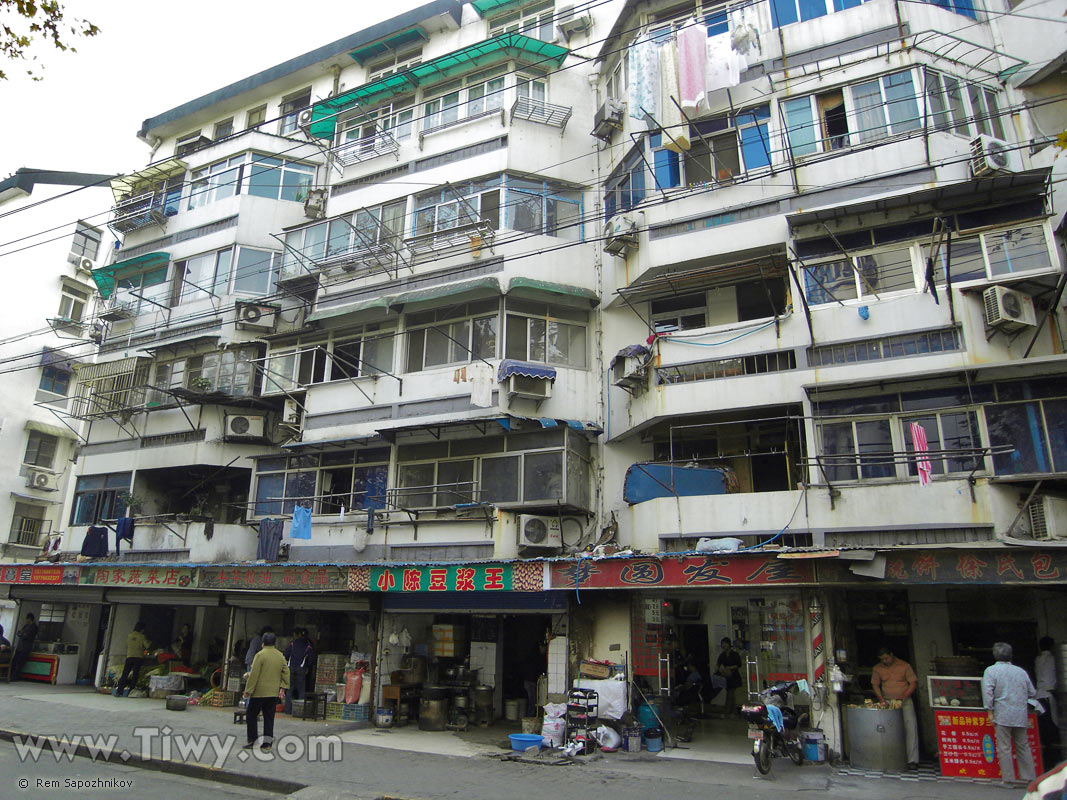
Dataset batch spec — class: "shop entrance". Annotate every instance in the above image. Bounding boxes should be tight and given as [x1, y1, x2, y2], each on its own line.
[501, 615, 551, 716]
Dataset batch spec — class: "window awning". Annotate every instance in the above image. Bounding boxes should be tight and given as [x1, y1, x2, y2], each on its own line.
[24, 419, 78, 440]
[73, 355, 151, 382]
[305, 296, 391, 323]
[90, 252, 170, 299]
[41, 347, 78, 372]
[470, 0, 524, 15]
[388, 276, 500, 308]
[497, 359, 556, 381]
[9, 491, 62, 507]
[506, 277, 599, 305]
[282, 435, 388, 451]
[110, 157, 187, 202]
[309, 32, 569, 139]
[349, 27, 427, 64]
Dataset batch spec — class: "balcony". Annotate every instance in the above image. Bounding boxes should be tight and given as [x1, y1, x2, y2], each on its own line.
[109, 190, 181, 235]
[510, 96, 572, 131]
[330, 130, 402, 168]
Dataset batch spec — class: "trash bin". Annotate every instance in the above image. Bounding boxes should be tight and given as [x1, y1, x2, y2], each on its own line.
[846, 706, 906, 771]
[644, 726, 663, 753]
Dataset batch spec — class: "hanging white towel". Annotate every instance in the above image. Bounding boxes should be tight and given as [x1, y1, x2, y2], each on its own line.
[469, 362, 495, 408]
[627, 37, 659, 121]
[678, 22, 708, 116]
[659, 38, 690, 152]
[705, 32, 747, 94]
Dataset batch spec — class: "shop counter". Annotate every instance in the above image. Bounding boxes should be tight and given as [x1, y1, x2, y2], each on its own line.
[20, 652, 79, 685]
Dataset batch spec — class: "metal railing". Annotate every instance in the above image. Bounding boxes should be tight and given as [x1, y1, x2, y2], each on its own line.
[110, 189, 181, 234]
[510, 96, 572, 130]
[10, 517, 51, 547]
[331, 130, 401, 167]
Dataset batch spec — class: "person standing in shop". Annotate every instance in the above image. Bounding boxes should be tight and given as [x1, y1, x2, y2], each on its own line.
[113, 622, 152, 697]
[9, 613, 38, 681]
[1035, 636, 1060, 769]
[283, 628, 314, 714]
[715, 638, 743, 713]
[983, 641, 1037, 788]
[243, 631, 289, 751]
[871, 647, 920, 768]
[244, 625, 272, 672]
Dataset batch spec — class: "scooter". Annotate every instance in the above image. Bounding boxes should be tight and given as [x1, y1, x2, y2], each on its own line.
[740, 681, 809, 775]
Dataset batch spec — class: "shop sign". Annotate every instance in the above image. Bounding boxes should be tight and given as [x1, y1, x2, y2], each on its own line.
[369, 565, 513, 592]
[827, 550, 1067, 584]
[0, 565, 80, 585]
[935, 710, 1042, 778]
[548, 555, 814, 590]
[80, 566, 195, 588]
[198, 566, 347, 591]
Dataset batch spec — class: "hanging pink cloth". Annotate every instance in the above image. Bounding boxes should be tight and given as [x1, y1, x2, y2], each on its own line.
[678, 21, 707, 115]
[910, 421, 933, 486]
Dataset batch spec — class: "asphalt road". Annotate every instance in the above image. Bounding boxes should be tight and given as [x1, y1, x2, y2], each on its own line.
[0, 740, 277, 800]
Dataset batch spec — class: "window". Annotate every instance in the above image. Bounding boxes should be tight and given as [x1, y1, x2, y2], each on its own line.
[114, 264, 170, 316]
[263, 324, 394, 393]
[505, 176, 582, 239]
[489, 1, 555, 41]
[246, 105, 267, 130]
[174, 248, 233, 302]
[605, 61, 625, 102]
[852, 72, 920, 143]
[515, 72, 547, 115]
[657, 349, 797, 384]
[680, 105, 772, 186]
[70, 473, 131, 526]
[604, 146, 646, 220]
[39, 366, 71, 395]
[807, 327, 963, 366]
[771, 0, 874, 26]
[214, 118, 234, 140]
[187, 155, 243, 210]
[920, 0, 976, 18]
[279, 88, 311, 136]
[11, 502, 48, 547]
[404, 300, 498, 372]
[175, 131, 208, 157]
[254, 449, 390, 515]
[422, 67, 508, 132]
[69, 222, 101, 262]
[504, 299, 587, 368]
[57, 282, 90, 322]
[902, 411, 981, 475]
[24, 432, 58, 469]
[247, 155, 315, 203]
[803, 247, 915, 304]
[930, 224, 1054, 284]
[367, 47, 422, 81]
[233, 246, 281, 295]
[650, 293, 707, 333]
[413, 177, 502, 237]
[338, 101, 415, 155]
[152, 345, 259, 401]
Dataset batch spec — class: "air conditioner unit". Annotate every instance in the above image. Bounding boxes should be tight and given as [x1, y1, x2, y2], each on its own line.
[26, 470, 59, 492]
[224, 413, 266, 440]
[282, 398, 303, 426]
[506, 374, 552, 401]
[592, 99, 625, 141]
[557, 5, 592, 40]
[518, 514, 564, 549]
[297, 108, 315, 135]
[983, 285, 1037, 329]
[88, 322, 105, 344]
[970, 135, 1018, 177]
[604, 213, 639, 256]
[304, 188, 327, 220]
[612, 355, 647, 390]
[235, 301, 278, 332]
[1028, 495, 1067, 540]
[77, 257, 98, 274]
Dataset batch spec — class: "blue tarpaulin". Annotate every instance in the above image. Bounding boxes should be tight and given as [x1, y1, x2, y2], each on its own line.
[497, 360, 557, 382]
[623, 463, 738, 505]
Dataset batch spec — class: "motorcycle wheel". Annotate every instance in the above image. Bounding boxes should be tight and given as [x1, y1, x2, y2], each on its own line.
[787, 739, 804, 766]
[754, 740, 772, 774]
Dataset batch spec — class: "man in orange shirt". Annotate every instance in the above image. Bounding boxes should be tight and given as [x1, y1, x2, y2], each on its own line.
[871, 646, 919, 768]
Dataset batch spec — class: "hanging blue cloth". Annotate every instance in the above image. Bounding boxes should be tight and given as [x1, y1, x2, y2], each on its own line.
[766, 704, 784, 732]
[115, 517, 135, 543]
[257, 518, 283, 560]
[289, 505, 312, 540]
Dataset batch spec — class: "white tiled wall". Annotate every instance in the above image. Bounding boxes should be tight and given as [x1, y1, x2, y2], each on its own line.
[547, 636, 568, 694]
[469, 641, 496, 687]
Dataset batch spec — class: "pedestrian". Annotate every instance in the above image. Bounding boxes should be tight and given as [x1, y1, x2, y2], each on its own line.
[10, 613, 38, 682]
[715, 638, 743, 713]
[177, 623, 193, 665]
[244, 625, 272, 672]
[871, 646, 920, 768]
[1035, 636, 1060, 768]
[283, 628, 313, 715]
[114, 622, 152, 697]
[522, 641, 547, 717]
[982, 641, 1037, 787]
[243, 631, 289, 751]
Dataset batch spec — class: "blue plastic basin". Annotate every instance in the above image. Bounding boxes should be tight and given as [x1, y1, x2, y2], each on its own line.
[509, 733, 542, 751]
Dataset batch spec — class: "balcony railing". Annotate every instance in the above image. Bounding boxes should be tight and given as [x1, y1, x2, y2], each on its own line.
[10, 517, 51, 547]
[330, 130, 401, 167]
[510, 97, 572, 130]
[109, 189, 181, 235]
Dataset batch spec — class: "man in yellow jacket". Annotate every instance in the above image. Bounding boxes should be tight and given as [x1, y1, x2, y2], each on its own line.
[243, 631, 289, 750]
[114, 622, 151, 697]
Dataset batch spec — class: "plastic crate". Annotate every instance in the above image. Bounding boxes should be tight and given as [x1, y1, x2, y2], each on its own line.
[341, 703, 370, 721]
[325, 701, 344, 720]
[209, 690, 237, 707]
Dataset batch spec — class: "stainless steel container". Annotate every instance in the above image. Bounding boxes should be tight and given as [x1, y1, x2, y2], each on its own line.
[846, 706, 907, 772]
[419, 698, 450, 731]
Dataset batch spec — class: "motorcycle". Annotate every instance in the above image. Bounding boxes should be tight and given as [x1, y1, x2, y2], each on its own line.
[740, 681, 809, 775]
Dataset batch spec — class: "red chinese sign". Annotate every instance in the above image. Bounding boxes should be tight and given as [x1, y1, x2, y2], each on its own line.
[199, 566, 346, 590]
[935, 710, 1043, 778]
[0, 565, 79, 585]
[370, 565, 512, 592]
[833, 550, 1067, 584]
[548, 555, 814, 590]
[82, 566, 194, 588]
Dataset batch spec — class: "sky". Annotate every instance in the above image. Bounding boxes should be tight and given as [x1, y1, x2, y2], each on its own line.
[0, 1, 423, 180]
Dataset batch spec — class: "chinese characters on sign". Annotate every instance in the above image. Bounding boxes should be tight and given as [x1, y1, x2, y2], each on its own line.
[548, 556, 814, 590]
[878, 551, 1066, 584]
[82, 566, 194, 588]
[0, 565, 79, 585]
[369, 565, 513, 592]
[935, 710, 1042, 779]
[198, 566, 347, 590]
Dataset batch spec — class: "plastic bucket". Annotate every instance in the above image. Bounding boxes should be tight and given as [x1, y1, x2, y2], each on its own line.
[521, 716, 540, 734]
[504, 698, 522, 721]
[375, 706, 394, 728]
[801, 729, 825, 763]
[623, 726, 643, 753]
[644, 726, 663, 753]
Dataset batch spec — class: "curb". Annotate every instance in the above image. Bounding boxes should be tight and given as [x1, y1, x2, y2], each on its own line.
[0, 727, 306, 795]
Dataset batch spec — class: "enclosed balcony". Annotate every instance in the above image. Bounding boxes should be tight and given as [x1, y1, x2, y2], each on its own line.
[108, 158, 186, 236]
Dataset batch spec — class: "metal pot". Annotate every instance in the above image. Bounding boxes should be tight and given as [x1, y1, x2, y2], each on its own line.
[472, 685, 494, 707]
[451, 666, 478, 682]
[454, 693, 470, 709]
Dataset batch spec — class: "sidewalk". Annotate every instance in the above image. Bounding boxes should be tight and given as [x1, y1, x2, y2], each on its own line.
[0, 684, 1024, 800]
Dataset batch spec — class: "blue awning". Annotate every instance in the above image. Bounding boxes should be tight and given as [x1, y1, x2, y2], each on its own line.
[497, 360, 556, 382]
[609, 344, 650, 370]
[624, 463, 739, 505]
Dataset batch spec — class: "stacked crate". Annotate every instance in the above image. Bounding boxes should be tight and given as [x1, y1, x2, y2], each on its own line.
[314, 654, 347, 695]
[432, 624, 464, 658]
[341, 703, 370, 721]
[325, 701, 344, 720]
[209, 690, 237, 707]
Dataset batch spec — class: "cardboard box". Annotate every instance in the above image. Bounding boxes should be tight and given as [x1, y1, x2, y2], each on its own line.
[579, 660, 613, 679]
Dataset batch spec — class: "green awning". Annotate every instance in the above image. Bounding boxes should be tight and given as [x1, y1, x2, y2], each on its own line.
[110, 158, 187, 202]
[24, 419, 78, 440]
[470, 0, 523, 15]
[349, 27, 428, 64]
[91, 252, 169, 299]
[506, 277, 599, 304]
[387, 276, 501, 309]
[306, 296, 391, 323]
[310, 32, 569, 139]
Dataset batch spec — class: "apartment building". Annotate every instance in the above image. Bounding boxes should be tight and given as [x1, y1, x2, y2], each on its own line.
[8, 0, 1065, 760]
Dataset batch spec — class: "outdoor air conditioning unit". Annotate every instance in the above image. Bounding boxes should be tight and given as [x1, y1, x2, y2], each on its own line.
[983, 285, 1037, 329]
[1028, 495, 1067, 540]
[283, 397, 303, 426]
[77, 257, 98, 274]
[224, 413, 266, 440]
[518, 514, 564, 549]
[235, 301, 278, 332]
[970, 135, 1019, 177]
[297, 108, 315, 135]
[26, 470, 59, 492]
[506, 374, 552, 401]
[304, 188, 327, 220]
[592, 99, 625, 141]
[604, 213, 639, 256]
[612, 355, 647, 391]
[88, 322, 105, 344]
[557, 5, 592, 40]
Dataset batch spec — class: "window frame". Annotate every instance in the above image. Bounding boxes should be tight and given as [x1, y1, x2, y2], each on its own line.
[24, 431, 59, 469]
[69, 221, 102, 262]
[488, 0, 556, 41]
[253, 449, 391, 516]
[403, 300, 499, 373]
[504, 300, 588, 369]
[262, 324, 396, 395]
[279, 88, 312, 136]
[930, 221, 1056, 285]
[69, 473, 132, 526]
[39, 365, 71, 395]
[57, 281, 91, 322]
